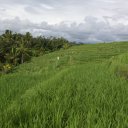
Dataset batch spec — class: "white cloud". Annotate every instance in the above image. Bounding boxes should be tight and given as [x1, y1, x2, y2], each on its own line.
[0, 0, 128, 43]
[1, 16, 128, 43]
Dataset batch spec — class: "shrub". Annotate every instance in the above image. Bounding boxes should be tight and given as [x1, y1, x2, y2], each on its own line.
[2, 64, 12, 74]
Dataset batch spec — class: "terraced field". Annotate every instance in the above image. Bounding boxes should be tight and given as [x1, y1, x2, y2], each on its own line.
[0, 42, 128, 128]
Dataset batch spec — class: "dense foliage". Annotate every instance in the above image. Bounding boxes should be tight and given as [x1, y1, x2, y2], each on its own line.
[0, 30, 72, 73]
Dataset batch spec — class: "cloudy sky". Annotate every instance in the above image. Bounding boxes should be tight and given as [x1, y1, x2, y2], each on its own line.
[0, 0, 128, 43]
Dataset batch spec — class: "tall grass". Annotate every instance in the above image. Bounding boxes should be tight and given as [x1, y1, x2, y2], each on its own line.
[1, 42, 128, 127]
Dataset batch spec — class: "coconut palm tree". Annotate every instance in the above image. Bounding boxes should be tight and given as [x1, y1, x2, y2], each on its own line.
[16, 38, 31, 64]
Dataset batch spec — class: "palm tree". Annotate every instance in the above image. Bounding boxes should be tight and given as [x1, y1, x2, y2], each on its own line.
[4, 47, 19, 65]
[16, 38, 31, 64]
[24, 32, 32, 48]
[2, 30, 13, 42]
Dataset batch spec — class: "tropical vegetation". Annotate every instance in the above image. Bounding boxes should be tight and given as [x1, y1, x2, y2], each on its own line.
[1, 34, 128, 127]
[0, 30, 72, 73]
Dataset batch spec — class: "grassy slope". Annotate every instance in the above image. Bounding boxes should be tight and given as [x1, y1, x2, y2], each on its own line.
[0, 42, 128, 127]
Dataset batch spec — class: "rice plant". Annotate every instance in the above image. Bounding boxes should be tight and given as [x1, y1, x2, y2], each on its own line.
[1, 42, 128, 128]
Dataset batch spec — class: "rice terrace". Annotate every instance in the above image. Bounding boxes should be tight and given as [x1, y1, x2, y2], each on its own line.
[1, 0, 128, 128]
[1, 31, 128, 127]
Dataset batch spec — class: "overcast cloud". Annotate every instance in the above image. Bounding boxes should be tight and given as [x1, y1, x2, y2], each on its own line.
[0, 0, 128, 43]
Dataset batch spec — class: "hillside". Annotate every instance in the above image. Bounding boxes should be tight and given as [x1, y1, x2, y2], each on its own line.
[0, 42, 128, 128]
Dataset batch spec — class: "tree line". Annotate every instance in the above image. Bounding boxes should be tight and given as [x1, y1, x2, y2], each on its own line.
[0, 30, 74, 73]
